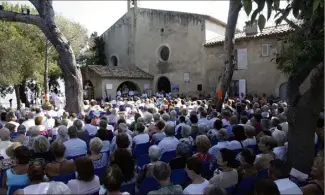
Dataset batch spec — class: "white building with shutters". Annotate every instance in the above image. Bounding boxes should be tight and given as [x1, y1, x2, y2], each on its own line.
[204, 23, 293, 99]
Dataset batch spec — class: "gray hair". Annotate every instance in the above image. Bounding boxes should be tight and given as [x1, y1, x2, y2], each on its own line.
[148, 145, 161, 162]
[161, 113, 170, 122]
[0, 127, 10, 141]
[73, 119, 84, 132]
[57, 125, 69, 143]
[27, 112, 34, 119]
[29, 126, 41, 138]
[118, 123, 128, 133]
[153, 113, 160, 122]
[278, 113, 287, 123]
[47, 181, 71, 194]
[143, 114, 153, 125]
[89, 137, 103, 154]
[170, 110, 177, 120]
[33, 135, 50, 153]
[272, 130, 286, 146]
[152, 161, 171, 181]
[181, 125, 192, 137]
[198, 124, 209, 135]
[164, 123, 175, 136]
[176, 142, 190, 157]
[137, 117, 145, 124]
[244, 125, 256, 138]
[216, 128, 228, 141]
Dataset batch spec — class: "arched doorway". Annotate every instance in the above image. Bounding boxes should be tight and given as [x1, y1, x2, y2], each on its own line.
[116, 81, 140, 97]
[279, 82, 288, 100]
[84, 80, 94, 100]
[157, 76, 171, 93]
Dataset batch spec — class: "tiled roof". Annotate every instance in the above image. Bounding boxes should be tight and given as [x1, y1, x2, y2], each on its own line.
[204, 24, 295, 47]
[87, 65, 154, 80]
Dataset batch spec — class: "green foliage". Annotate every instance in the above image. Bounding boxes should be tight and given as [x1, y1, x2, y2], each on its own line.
[0, 2, 89, 95]
[78, 32, 106, 66]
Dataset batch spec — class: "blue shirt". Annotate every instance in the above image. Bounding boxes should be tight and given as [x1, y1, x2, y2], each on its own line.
[6, 169, 29, 194]
[84, 124, 98, 136]
[208, 141, 231, 159]
[226, 125, 234, 137]
[63, 138, 87, 157]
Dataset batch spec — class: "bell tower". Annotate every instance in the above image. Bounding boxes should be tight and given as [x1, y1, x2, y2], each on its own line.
[127, 0, 137, 12]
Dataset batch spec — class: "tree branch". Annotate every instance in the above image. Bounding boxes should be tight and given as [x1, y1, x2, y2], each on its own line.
[0, 10, 45, 27]
[277, 8, 301, 30]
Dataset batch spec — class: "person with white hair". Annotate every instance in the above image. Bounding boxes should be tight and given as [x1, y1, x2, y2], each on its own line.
[21, 112, 35, 130]
[88, 137, 108, 169]
[55, 125, 69, 143]
[158, 123, 180, 155]
[136, 145, 161, 187]
[208, 129, 231, 159]
[32, 135, 54, 162]
[74, 119, 89, 143]
[27, 126, 41, 150]
[272, 130, 287, 161]
[14, 125, 29, 147]
[179, 125, 194, 146]
[0, 127, 12, 157]
[46, 181, 71, 194]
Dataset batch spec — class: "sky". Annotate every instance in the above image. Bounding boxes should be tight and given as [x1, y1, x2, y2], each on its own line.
[11, 1, 291, 36]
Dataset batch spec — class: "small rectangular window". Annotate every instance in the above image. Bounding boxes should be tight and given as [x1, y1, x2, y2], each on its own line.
[197, 84, 202, 91]
[262, 44, 269, 57]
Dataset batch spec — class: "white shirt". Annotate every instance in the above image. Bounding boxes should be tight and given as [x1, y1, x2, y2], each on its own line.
[242, 138, 256, 146]
[133, 134, 150, 145]
[23, 182, 49, 194]
[22, 119, 35, 131]
[183, 179, 209, 195]
[7, 121, 20, 131]
[273, 146, 287, 161]
[274, 178, 303, 195]
[158, 136, 180, 154]
[67, 176, 101, 194]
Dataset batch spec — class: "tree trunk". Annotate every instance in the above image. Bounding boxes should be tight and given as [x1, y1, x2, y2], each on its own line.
[214, 0, 242, 111]
[0, 0, 84, 113]
[287, 62, 324, 174]
[18, 84, 27, 106]
[14, 85, 21, 110]
[44, 39, 49, 102]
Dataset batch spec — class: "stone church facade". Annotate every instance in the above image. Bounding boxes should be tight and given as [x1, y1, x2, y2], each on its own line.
[82, 1, 292, 100]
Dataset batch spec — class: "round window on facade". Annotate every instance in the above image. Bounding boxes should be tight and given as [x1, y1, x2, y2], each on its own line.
[110, 55, 118, 66]
[158, 45, 170, 62]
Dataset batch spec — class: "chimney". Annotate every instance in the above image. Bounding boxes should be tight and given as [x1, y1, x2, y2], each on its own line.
[244, 20, 258, 36]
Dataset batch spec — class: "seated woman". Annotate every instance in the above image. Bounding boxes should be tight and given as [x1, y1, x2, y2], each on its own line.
[45, 141, 76, 179]
[14, 158, 50, 194]
[27, 126, 41, 150]
[88, 137, 109, 169]
[169, 142, 190, 170]
[136, 145, 161, 187]
[150, 120, 166, 145]
[67, 157, 100, 194]
[110, 134, 132, 162]
[229, 125, 247, 150]
[255, 135, 277, 171]
[300, 156, 324, 195]
[193, 135, 213, 162]
[0, 142, 21, 171]
[132, 122, 149, 146]
[111, 147, 136, 185]
[95, 120, 113, 151]
[46, 181, 71, 194]
[102, 165, 129, 195]
[183, 156, 209, 194]
[3, 146, 31, 193]
[55, 126, 69, 143]
[179, 125, 194, 146]
[209, 148, 238, 188]
[32, 136, 55, 163]
[14, 125, 29, 147]
[242, 125, 257, 146]
[237, 148, 257, 182]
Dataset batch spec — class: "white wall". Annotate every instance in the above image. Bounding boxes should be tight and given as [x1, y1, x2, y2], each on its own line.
[205, 20, 225, 42]
[0, 91, 17, 108]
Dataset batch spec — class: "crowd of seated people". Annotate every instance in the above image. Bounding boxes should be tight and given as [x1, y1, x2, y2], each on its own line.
[0, 94, 322, 195]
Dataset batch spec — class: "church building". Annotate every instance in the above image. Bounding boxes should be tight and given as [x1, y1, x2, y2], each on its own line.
[82, 0, 292, 101]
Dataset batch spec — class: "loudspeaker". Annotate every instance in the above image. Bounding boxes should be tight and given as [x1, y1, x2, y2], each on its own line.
[197, 84, 202, 91]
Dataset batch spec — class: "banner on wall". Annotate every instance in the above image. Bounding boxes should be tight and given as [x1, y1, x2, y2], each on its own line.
[172, 84, 179, 92]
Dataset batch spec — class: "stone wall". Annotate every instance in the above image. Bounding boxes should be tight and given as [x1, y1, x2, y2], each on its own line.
[204, 37, 288, 97]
